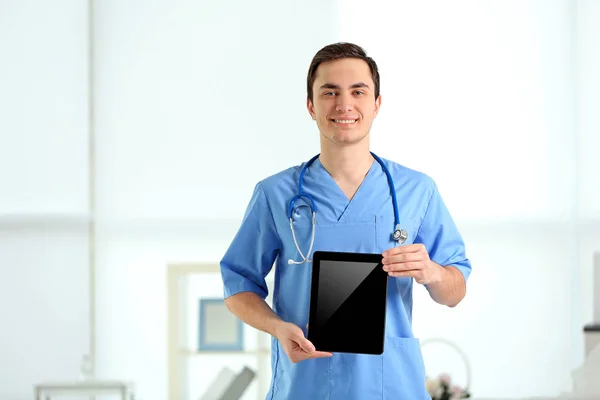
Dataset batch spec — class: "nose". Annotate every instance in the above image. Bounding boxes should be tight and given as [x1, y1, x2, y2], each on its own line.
[335, 93, 354, 112]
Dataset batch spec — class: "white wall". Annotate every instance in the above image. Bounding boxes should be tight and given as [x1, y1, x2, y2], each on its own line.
[2, 0, 600, 399]
[0, 1, 90, 214]
[336, 1, 581, 397]
[0, 1, 91, 399]
[576, 0, 600, 334]
[342, 0, 575, 223]
[92, 1, 337, 399]
[92, 0, 329, 223]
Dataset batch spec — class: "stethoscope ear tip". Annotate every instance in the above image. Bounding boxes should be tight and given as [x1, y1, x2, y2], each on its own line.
[288, 259, 294, 264]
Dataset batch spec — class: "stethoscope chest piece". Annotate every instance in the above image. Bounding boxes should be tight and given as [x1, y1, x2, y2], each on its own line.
[393, 225, 408, 244]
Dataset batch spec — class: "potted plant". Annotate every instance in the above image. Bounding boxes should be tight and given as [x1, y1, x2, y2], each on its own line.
[421, 338, 472, 400]
[426, 373, 471, 400]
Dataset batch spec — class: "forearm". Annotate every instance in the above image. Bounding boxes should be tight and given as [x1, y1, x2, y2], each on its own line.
[224, 291, 284, 337]
[427, 264, 466, 307]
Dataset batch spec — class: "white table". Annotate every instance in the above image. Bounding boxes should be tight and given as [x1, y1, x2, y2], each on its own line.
[34, 380, 135, 400]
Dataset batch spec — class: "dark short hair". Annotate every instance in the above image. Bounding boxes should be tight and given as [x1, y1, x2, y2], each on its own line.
[306, 42, 380, 102]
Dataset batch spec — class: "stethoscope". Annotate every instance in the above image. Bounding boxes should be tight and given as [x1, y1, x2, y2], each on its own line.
[287, 151, 408, 265]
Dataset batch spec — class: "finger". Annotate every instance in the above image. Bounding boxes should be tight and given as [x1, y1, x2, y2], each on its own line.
[309, 351, 333, 358]
[388, 270, 420, 279]
[382, 252, 423, 265]
[383, 244, 424, 256]
[291, 350, 333, 363]
[296, 349, 333, 358]
[299, 349, 333, 358]
[383, 262, 423, 272]
[298, 338, 316, 353]
[293, 337, 331, 357]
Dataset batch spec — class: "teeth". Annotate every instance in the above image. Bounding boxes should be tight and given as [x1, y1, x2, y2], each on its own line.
[334, 119, 357, 124]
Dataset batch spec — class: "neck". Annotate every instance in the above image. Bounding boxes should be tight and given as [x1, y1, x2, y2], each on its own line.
[318, 140, 374, 183]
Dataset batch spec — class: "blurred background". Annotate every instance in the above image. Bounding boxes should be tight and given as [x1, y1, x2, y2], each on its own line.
[1, 0, 599, 399]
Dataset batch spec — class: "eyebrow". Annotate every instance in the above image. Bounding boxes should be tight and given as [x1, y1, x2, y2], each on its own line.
[319, 82, 370, 90]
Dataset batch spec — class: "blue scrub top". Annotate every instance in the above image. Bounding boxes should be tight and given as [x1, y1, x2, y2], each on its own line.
[220, 156, 471, 400]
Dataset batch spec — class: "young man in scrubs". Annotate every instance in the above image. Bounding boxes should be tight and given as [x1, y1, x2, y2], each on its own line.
[220, 43, 471, 399]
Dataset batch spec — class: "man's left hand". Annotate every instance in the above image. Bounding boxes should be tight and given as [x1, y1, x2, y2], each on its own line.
[382, 244, 443, 285]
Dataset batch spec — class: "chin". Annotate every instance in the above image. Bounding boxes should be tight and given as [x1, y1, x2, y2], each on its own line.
[320, 126, 369, 146]
[331, 136, 365, 146]
[336, 130, 368, 143]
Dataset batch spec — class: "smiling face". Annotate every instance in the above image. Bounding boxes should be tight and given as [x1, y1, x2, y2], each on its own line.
[307, 58, 381, 147]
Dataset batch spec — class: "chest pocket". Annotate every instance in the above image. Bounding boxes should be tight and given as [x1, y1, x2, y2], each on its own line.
[375, 215, 420, 252]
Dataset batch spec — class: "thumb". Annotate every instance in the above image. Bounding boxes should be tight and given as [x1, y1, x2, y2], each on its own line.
[299, 339, 316, 353]
[292, 331, 315, 353]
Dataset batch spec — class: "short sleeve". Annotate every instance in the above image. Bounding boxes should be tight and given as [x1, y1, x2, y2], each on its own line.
[220, 182, 281, 299]
[416, 181, 472, 283]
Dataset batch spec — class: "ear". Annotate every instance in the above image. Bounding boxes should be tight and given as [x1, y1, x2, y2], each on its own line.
[373, 95, 382, 118]
[307, 98, 316, 120]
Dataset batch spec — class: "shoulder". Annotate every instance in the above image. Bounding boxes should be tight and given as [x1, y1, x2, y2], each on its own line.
[250, 159, 310, 201]
[243, 162, 306, 220]
[377, 156, 436, 191]
[257, 163, 301, 190]
[259, 166, 299, 187]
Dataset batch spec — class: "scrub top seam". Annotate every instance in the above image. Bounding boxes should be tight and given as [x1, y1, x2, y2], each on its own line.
[328, 356, 332, 400]
[414, 180, 437, 240]
[257, 181, 284, 254]
[376, 214, 383, 250]
[257, 182, 281, 400]
[381, 354, 384, 400]
[268, 342, 280, 400]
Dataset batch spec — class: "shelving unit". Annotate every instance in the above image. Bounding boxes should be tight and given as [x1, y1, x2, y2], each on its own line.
[167, 262, 274, 400]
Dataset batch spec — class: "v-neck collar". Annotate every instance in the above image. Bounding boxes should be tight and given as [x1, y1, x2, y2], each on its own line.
[310, 157, 378, 223]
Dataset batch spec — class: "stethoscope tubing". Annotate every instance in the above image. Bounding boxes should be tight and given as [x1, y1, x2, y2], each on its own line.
[288, 152, 407, 265]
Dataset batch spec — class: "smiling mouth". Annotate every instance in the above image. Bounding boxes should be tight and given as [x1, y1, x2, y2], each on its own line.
[331, 119, 358, 124]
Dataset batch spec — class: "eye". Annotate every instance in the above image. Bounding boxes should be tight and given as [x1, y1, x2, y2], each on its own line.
[354, 90, 365, 96]
[323, 91, 336, 97]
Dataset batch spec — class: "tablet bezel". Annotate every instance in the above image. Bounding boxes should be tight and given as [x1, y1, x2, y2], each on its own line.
[307, 250, 388, 355]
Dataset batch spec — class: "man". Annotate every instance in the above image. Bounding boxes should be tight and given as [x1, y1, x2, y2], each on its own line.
[220, 42, 471, 399]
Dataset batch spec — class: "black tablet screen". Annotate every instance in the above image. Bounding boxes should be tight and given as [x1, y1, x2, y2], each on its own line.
[307, 251, 388, 355]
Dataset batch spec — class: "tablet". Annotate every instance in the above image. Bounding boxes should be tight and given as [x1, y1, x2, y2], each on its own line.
[307, 251, 388, 355]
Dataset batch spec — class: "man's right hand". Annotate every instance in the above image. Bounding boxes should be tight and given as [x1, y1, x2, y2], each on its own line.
[274, 322, 333, 363]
